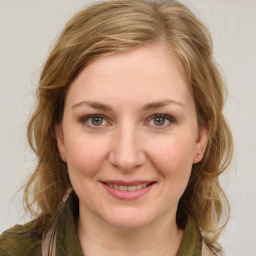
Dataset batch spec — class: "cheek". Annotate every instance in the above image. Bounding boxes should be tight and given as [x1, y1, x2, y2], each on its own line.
[148, 136, 195, 203]
[147, 134, 195, 179]
[65, 134, 109, 177]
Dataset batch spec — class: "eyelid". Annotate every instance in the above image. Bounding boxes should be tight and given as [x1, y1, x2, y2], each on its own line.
[152, 113, 175, 121]
[80, 113, 101, 122]
[80, 114, 110, 127]
[146, 113, 176, 127]
[79, 113, 175, 128]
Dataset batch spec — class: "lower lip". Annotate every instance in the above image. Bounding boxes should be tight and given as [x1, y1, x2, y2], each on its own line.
[102, 183, 155, 200]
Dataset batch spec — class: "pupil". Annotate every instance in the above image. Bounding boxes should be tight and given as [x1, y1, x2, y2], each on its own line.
[154, 117, 165, 126]
[92, 117, 103, 126]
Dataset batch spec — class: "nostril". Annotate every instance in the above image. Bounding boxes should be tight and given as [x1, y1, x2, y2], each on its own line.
[108, 149, 145, 170]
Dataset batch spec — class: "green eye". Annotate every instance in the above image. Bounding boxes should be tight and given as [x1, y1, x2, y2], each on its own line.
[149, 114, 175, 128]
[81, 114, 107, 127]
[153, 117, 166, 126]
[91, 116, 103, 126]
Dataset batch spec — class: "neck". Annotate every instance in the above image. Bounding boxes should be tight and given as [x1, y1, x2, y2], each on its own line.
[77, 208, 184, 256]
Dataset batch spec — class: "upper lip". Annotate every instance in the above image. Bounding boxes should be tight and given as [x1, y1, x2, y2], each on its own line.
[101, 180, 156, 186]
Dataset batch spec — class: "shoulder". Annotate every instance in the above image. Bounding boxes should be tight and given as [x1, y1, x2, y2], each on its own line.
[0, 221, 41, 256]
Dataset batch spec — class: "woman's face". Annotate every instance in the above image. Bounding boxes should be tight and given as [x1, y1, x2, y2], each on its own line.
[56, 44, 208, 229]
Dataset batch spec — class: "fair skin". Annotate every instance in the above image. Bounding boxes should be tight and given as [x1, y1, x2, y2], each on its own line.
[56, 44, 208, 256]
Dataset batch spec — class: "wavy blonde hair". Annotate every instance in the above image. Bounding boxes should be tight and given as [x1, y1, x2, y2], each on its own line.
[25, 0, 233, 254]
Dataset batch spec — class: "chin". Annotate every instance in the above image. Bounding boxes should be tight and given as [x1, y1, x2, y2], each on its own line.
[100, 207, 158, 230]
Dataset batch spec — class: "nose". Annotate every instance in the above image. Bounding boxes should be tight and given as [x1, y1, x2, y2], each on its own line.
[109, 124, 145, 171]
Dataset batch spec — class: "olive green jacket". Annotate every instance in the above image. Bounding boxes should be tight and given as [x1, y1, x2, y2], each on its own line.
[0, 207, 202, 256]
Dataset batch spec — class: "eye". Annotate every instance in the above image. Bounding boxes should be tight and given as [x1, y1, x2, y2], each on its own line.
[81, 114, 108, 127]
[148, 114, 175, 127]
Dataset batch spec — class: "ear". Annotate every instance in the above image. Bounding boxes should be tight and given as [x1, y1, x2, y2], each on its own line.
[193, 126, 209, 164]
[55, 123, 66, 162]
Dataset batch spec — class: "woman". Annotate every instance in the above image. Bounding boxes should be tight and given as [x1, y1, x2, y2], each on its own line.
[0, 0, 233, 255]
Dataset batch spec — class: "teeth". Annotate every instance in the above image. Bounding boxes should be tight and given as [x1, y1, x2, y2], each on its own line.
[136, 184, 142, 190]
[128, 185, 136, 191]
[119, 185, 127, 191]
[106, 183, 151, 191]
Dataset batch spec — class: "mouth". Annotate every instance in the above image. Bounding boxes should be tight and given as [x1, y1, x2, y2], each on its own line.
[100, 180, 156, 200]
[102, 182, 155, 191]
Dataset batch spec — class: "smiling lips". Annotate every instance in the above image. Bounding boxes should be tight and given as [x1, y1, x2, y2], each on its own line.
[101, 180, 156, 200]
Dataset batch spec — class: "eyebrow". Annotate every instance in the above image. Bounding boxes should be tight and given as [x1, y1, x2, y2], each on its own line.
[142, 99, 184, 110]
[72, 101, 113, 111]
[72, 99, 184, 111]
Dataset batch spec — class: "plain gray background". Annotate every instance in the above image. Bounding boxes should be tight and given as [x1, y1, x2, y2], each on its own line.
[0, 0, 255, 255]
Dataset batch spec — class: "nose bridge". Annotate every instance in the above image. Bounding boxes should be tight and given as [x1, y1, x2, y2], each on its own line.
[109, 121, 144, 170]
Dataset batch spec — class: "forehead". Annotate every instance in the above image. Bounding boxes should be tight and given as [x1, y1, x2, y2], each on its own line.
[65, 44, 192, 108]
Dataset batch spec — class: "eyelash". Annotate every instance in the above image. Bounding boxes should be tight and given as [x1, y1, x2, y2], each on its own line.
[80, 114, 108, 128]
[147, 114, 176, 128]
[80, 113, 176, 128]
